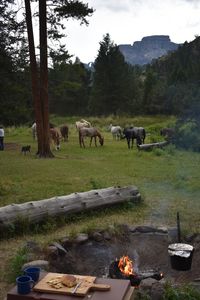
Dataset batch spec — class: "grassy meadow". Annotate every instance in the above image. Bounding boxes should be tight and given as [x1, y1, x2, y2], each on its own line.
[0, 114, 199, 234]
[1, 115, 200, 298]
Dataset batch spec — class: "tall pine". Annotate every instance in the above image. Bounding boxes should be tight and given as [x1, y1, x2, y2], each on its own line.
[89, 33, 132, 115]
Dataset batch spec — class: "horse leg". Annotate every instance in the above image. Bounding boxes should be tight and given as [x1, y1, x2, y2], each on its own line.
[79, 132, 83, 148]
[131, 138, 134, 148]
[82, 137, 85, 148]
[90, 137, 93, 146]
[127, 138, 130, 149]
[95, 136, 98, 146]
[136, 136, 142, 146]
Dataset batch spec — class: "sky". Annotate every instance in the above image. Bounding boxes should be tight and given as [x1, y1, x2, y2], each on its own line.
[61, 0, 200, 63]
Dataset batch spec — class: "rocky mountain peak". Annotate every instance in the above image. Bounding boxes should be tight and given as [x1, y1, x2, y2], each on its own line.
[119, 35, 181, 65]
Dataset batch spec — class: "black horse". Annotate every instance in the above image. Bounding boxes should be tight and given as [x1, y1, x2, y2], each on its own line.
[123, 127, 146, 149]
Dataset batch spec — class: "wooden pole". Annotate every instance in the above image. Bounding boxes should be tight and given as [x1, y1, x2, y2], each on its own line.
[177, 212, 181, 242]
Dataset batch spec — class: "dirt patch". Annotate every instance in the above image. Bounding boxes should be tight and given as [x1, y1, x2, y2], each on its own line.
[4, 143, 20, 151]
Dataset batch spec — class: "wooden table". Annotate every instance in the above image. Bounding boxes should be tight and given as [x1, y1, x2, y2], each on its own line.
[7, 276, 135, 300]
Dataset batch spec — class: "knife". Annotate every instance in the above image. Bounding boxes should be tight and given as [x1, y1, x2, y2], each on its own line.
[71, 281, 82, 294]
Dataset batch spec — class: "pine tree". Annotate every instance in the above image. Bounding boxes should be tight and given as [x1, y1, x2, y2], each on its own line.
[89, 33, 132, 115]
[24, 0, 94, 157]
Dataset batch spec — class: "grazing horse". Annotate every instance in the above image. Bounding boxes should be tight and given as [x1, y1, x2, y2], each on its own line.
[60, 124, 69, 142]
[123, 127, 146, 149]
[160, 127, 175, 141]
[108, 124, 122, 140]
[31, 122, 37, 140]
[50, 128, 61, 150]
[79, 127, 104, 148]
[135, 127, 146, 144]
[32, 122, 55, 140]
[75, 119, 91, 131]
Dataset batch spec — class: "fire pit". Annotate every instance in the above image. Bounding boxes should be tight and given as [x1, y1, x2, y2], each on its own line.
[109, 255, 163, 287]
[47, 225, 200, 286]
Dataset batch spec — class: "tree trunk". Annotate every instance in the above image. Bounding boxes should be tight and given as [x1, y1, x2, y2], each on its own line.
[0, 186, 141, 228]
[39, 0, 53, 157]
[24, 0, 43, 154]
[24, 0, 53, 158]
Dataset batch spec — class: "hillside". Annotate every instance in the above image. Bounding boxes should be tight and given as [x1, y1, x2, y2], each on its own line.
[118, 35, 181, 65]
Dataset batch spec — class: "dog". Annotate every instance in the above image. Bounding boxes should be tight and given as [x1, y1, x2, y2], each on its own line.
[21, 145, 31, 155]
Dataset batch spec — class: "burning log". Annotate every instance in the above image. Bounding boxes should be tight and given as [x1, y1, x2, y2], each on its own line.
[137, 141, 169, 151]
[109, 256, 163, 287]
[0, 185, 141, 229]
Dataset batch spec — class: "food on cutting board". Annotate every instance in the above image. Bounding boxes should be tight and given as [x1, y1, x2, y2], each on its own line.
[61, 274, 77, 287]
[46, 276, 63, 289]
[46, 274, 78, 289]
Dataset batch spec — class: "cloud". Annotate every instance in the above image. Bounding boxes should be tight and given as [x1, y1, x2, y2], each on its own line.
[89, 0, 200, 12]
[89, 0, 129, 12]
[65, 0, 200, 62]
[88, 0, 144, 13]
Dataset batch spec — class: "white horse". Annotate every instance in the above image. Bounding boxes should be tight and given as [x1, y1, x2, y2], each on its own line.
[75, 119, 91, 131]
[109, 124, 122, 140]
[31, 122, 37, 140]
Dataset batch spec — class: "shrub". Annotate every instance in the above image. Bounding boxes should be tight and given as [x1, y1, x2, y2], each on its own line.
[174, 120, 200, 152]
[164, 282, 200, 300]
[7, 246, 28, 282]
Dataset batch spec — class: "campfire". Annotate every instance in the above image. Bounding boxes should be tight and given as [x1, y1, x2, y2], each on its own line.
[109, 255, 163, 287]
[118, 256, 135, 276]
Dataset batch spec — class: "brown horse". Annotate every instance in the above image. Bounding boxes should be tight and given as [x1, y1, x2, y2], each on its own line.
[60, 124, 69, 142]
[50, 128, 61, 150]
[160, 127, 175, 141]
[79, 127, 104, 148]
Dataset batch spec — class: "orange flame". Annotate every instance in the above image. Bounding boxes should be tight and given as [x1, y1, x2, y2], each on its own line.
[118, 255, 134, 276]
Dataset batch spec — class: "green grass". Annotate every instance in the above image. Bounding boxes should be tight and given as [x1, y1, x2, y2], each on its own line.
[7, 246, 28, 282]
[0, 115, 200, 235]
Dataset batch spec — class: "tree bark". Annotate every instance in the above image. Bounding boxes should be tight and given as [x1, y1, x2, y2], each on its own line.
[39, 0, 53, 157]
[24, 0, 42, 154]
[24, 0, 53, 157]
[0, 186, 141, 228]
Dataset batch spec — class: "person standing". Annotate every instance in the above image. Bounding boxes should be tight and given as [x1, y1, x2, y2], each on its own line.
[0, 125, 5, 150]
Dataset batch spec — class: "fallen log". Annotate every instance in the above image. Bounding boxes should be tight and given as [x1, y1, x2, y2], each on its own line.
[137, 141, 169, 150]
[0, 186, 141, 228]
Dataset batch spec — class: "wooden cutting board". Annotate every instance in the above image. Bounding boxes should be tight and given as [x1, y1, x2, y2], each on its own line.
[33, 273, 111, 297]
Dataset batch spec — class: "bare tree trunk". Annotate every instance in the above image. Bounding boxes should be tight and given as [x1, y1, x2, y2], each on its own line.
[137, 141, 169, 150]
[24, 0, 42, 154]
[24, 0, 53, 158]
[39, 0, 53, 157]
[0, 186, 141, 227]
